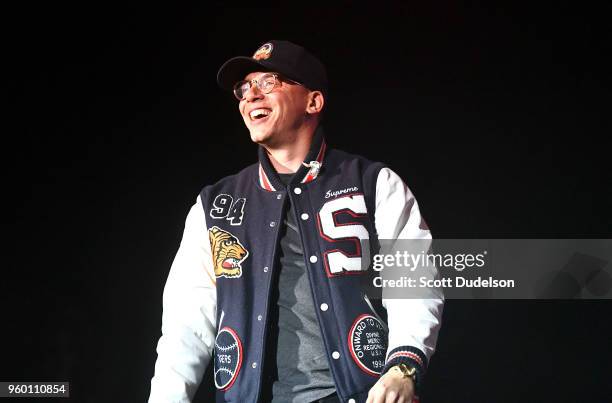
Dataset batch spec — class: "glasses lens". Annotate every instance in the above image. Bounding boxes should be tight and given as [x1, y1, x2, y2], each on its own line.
[233, 81, 250, 100]
[259, 74, 276, 94]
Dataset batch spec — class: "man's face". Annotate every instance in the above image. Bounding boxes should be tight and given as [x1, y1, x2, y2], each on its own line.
[238, 71, 311, 146]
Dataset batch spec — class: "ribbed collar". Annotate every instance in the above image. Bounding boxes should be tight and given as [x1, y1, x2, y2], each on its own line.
[257, 126, 327, 191]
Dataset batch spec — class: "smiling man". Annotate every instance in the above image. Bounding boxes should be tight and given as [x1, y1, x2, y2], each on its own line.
[149, 40, 443, 403]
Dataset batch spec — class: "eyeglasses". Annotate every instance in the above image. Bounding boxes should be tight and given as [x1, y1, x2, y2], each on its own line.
[233, 73, 299, 100]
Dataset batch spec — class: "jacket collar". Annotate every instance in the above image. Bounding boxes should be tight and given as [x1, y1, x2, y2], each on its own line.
[257, 126, 327, 192]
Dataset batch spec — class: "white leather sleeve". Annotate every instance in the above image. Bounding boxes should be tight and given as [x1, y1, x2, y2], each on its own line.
[149, 195, 217, 403]
[374, 167, 444, 361]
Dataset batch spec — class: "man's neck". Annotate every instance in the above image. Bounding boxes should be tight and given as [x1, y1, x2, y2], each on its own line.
[264, 127, 316, 174]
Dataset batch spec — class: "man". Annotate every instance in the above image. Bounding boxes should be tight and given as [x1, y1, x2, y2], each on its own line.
[149, 40, 443, 403]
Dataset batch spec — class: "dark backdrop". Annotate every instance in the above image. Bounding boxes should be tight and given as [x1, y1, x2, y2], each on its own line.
[5, 2, 611, 402]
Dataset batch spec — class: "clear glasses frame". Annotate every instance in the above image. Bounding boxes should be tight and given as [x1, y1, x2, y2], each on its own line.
[233, 73, 299, 100]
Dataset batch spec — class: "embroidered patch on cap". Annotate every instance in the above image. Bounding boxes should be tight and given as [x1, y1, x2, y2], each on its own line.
[348, 314, 388, 376]
[214, 327, 243, 390]
[253, 43, 273, 60]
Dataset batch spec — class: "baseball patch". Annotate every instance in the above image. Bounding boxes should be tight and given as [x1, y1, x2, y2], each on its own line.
[348, 314, 387, 376]
[214, 327, 243, 390]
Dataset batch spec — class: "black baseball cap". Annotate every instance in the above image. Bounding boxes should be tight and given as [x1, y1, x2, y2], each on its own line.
[217, 40, 328, 97]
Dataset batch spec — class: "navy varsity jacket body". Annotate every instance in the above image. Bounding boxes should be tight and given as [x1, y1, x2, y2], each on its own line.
[150, 128, 444, 403]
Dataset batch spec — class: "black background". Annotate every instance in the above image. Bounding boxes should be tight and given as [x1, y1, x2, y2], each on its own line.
[5, 2, 612, 402]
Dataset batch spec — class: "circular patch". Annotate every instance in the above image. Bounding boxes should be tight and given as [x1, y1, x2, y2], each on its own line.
[253, 43, 273, 60]
[214, 327, 243, 390]
[348, 314, 387, 376]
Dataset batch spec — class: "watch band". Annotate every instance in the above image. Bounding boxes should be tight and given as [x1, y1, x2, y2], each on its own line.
[395, 363, 417, 382]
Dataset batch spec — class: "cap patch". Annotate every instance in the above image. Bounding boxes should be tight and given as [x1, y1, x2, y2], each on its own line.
[253, 43, 273, 60]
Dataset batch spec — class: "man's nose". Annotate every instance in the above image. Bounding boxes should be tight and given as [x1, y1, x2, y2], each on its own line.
[244, 83, 263, 102]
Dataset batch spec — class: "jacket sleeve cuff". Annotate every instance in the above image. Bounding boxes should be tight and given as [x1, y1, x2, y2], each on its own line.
[383, 346, 428, 393]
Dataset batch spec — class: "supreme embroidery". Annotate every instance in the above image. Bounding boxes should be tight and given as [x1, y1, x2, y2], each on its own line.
[325, 186, 359, 199]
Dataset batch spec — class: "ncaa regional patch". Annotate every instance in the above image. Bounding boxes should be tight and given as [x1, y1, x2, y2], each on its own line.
[348, 314, 387, 376]
[214, 327, 243, 390]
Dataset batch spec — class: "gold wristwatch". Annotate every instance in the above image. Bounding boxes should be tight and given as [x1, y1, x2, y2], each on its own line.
[394, 363, 417, 383]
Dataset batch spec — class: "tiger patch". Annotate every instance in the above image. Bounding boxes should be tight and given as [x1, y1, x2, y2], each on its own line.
[209, 226, 249, 278]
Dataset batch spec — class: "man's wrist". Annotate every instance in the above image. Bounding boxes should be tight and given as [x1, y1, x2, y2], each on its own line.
[394, 363, 417, 382]
[383, 346, 427, 394]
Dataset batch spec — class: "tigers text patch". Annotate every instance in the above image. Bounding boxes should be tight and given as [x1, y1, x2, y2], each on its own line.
[214, 327, 243, 390]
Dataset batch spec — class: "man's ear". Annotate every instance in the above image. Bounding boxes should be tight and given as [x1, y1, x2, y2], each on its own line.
[306, 91, 325, 115]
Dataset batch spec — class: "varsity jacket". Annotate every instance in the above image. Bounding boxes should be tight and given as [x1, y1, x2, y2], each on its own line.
[149, 128, 444, 403]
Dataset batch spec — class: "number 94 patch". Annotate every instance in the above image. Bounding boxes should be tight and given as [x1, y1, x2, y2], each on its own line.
[209, 194, 246, 226]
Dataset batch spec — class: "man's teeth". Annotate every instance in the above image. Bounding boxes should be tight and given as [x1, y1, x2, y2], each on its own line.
[250, 109, 271, 119]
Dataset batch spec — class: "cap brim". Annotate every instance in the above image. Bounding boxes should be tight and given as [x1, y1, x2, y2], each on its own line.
[217, 56, 274, 91]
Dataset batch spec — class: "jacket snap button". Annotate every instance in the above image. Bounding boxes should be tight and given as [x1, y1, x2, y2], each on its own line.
[276, 194, 282, 200]
[320, 303, 328, 311]
[269, 221, 276, 227]
[293, 187, 302, 194]
[348, 399, 356, 403]
[332, 351, 340, 359]
[300, 213, 309, 220]
[252, 362, 257, 368]
[257, 315, 262, 321]
[263, 266, 269, 273]
[309, 255, 318, 263]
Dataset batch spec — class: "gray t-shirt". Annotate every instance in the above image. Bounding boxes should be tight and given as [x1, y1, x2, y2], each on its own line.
[271, 174, 336, 403]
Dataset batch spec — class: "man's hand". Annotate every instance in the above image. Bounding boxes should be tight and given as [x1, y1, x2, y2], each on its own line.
[366, 365, 415, 403]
